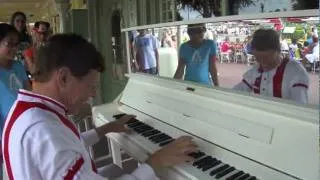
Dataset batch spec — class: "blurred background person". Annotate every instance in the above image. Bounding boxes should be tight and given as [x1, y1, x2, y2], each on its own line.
[24, 21, 50, 75]
[10, 11, 31, 66]
[134, 29, 159, 75]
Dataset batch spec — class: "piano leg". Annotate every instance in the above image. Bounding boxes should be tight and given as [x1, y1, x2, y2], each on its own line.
[109, 137, 123, 169]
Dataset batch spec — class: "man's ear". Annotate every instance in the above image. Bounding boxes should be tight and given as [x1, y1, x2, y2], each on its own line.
[56, 67, 70, 89]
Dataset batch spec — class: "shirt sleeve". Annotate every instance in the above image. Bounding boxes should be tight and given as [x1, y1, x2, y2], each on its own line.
[81, 129, 100, 147]
[288, 63, 309, 104]
[152, 36, 159, 50]
[233, 67, 256, 92]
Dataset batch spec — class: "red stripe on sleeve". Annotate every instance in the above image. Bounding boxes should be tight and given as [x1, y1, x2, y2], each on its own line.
[64, 157, 84, 180]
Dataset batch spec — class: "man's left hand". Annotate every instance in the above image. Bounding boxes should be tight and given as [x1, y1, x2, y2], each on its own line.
[108, 114, 136, 133]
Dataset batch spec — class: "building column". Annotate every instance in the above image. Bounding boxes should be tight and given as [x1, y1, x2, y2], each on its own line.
[55, 0, 71, 33]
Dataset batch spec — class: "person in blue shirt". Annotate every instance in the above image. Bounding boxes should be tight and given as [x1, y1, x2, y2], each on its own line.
[174, 23, 219, 86]
[0, 23, 31, 140]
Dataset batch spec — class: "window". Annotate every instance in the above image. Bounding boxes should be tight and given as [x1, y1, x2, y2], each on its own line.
[160, 0, 175, 23]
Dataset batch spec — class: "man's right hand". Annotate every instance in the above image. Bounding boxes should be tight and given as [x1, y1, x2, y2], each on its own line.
[146, 136, 198, 170]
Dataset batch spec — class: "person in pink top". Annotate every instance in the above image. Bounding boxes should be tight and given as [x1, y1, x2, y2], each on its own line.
[220, 37, 231, 53]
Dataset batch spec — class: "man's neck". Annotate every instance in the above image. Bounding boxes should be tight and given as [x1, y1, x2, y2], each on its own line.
[189, 39, 204, 48]
[32, 82, 65, 106]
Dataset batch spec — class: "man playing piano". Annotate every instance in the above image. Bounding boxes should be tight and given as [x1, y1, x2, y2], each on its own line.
[234, 29, 309, 104]
[2, 34, 197, 180]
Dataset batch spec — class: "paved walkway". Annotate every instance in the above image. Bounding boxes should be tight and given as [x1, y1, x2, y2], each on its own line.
[216, 63, 319, 105]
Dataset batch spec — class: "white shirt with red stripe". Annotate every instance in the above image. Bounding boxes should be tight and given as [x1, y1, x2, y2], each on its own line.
[234, 59, 309, 104]
[2, 90, 156, 180]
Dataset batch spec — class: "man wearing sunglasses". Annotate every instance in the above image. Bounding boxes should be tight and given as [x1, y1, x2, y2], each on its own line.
[174, 24, 219, 87]
[24, 21, 50, 76]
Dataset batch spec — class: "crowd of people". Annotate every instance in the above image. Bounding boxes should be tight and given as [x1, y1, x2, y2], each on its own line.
[0, 11, 51, 131]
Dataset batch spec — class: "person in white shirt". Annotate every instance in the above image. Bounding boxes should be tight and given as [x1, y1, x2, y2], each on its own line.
[134, 29, 159, 75]
[2, 34, 197, 180]
[234, 29, 309, 104]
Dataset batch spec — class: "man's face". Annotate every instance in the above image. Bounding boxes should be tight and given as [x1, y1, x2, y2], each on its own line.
[188, 27, 205, 42]
[62, 69, 100, 114]
[138, 29, 146, 36]
[35, 24, 49, 43]
[253, 50, 280, 71]
[0, 33, 19, 61]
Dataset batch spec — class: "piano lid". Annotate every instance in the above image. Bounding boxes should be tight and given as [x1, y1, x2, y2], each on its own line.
[119, 73, 318, 180]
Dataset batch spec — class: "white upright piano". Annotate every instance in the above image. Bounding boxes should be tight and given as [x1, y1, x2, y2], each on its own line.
[92, 73, 319, 180]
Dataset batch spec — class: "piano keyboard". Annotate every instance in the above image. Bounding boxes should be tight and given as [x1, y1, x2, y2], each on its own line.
[114, 113, 257, 180]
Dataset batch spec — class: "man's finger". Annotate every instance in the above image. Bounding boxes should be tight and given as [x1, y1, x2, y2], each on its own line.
[174, 136, 193, 143]
[181, 145, 198, 155]
[120, 115, 136, 122]
[175, 139, 197, 149]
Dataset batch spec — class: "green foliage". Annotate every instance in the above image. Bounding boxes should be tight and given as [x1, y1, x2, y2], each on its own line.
[293, 29, 305, 40]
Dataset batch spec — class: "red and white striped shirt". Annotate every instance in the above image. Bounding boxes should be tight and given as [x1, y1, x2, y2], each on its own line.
[234, 59, 309, 104]
[2, 90, 156, 180]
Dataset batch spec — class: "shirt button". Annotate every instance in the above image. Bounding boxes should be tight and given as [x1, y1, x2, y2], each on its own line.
[264, 78, 266, 80]
[262, 88, 266, 91]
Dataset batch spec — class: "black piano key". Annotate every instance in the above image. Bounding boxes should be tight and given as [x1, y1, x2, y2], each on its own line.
[132, 124, 148, 129]
[159, 139, 174, 146]
[188, 151, 205, 159]
[225, 171, 244, 180]
[193, 156, 212, 167]
[201, 158, 217, 171]
[152, 134, 170, 140]
[197, 157, 216, 169]
[210, 164, 230, 176]
[134, 127, 153, 134]
[153, 136, 172, 143]
[113, 113, 126, 119]
[126, 118, 139, 124]
[236, 173, 250, 180]
[151, 135, 171, 143]
[142, 130, 161, 137]
[128, 122, 144, 128]
[202, 159, 221, 171]
[246, 176, 257, 180]
[133, 125, 153, 131]
[215, 166, 236, 179]
[149, 133, 166, 141]
[194, 156, 213, 168]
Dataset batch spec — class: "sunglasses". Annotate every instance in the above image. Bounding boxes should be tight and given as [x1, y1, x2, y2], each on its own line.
[33, 29, 49, 35]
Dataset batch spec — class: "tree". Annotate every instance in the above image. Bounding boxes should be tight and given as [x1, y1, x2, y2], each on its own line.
[176, 0, 255, 18]
[291, 0, 319, 10]
[228, 0, 256, 15]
